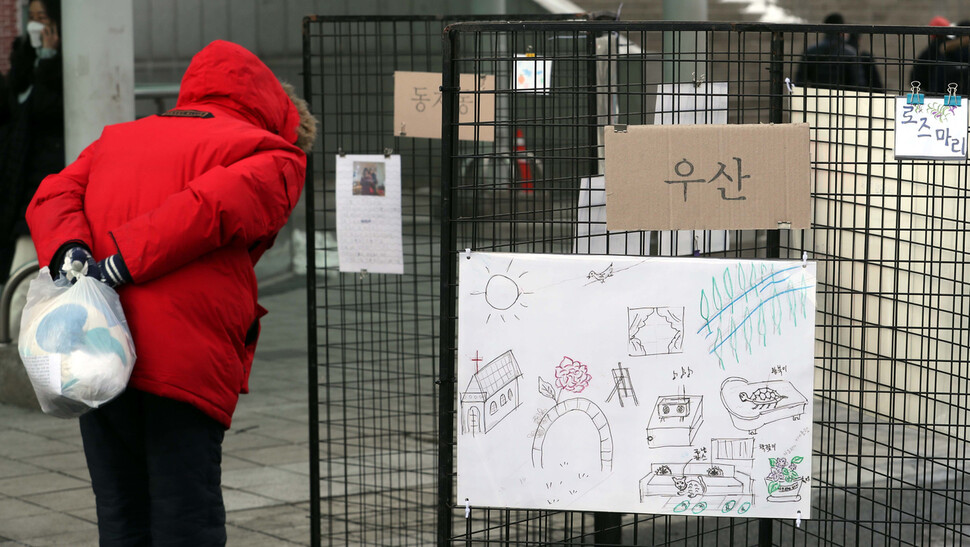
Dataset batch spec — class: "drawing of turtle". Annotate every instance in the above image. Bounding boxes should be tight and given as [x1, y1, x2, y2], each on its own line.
[739, 386, 787, 410]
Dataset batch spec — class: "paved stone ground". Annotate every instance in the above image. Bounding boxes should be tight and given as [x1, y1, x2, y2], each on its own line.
[0, 273, 312, 546]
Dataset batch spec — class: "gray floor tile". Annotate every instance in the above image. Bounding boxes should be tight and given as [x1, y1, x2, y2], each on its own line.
[232, 443, 308, 467]
[64, 507, 97, 525]
[19, 528, 99, 547]
[0, 497, 49, 519]
[226, 524, 309, 546]
[222, 431, 289, 452]
[22, 486, 95, 512]
[0, 472, 88, 498]
[276, 462, 311, 476]
[0, 512, 94, 541]
[0, 431, 78, 460]
[234, 480, 310, 504]
[222, 466, 307, 490]
[25, 452, 89, 474]
[224, 487, 281, 511]
[0, 457, 43, 480]
[221, 453, 263, 472]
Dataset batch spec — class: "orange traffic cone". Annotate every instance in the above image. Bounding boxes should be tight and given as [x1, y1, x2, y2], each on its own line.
[514, 128, 534, 193]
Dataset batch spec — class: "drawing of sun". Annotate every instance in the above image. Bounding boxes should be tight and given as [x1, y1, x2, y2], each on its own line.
[472, 260, 531, 323]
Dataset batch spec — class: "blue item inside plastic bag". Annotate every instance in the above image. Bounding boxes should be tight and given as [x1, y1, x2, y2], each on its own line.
[35, 303, 87, 354]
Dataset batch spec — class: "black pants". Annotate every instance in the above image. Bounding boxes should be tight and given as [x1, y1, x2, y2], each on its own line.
[79, 388, 227, 547]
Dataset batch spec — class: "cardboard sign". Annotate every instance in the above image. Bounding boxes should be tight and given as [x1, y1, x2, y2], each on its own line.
[393, 71, 494, 141]
[893, 97, 968, 160]
[604, 124, 811, 231]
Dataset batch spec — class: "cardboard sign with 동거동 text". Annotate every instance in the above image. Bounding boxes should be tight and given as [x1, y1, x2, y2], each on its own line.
[604, 124, 811, 231]
[393, 71, 495, 141]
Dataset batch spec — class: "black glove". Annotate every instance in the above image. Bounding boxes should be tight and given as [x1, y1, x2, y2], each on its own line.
[60, 246, 97, 284]
[97, 254, 132, 288]
[58, 246, 131, 287]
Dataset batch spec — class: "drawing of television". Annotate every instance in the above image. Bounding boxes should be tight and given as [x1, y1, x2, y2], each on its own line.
[646, 394, 703, 448]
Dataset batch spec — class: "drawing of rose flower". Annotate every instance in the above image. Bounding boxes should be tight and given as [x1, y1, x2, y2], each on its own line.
[554, 357, 591, 394]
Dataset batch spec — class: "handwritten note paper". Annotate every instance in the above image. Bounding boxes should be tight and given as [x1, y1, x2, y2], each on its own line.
[574, 176, 649, 255]
[335, 154, 404, 274]
[894, 97, 968, 160]
[393, 71, 495, 141]
[654, 82, 728, 125]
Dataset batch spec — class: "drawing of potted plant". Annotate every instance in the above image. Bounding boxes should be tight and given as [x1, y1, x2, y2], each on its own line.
[765, 456, 807, 502]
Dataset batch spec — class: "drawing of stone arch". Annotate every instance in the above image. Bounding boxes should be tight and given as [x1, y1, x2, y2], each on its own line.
[531, 398, 613, 472]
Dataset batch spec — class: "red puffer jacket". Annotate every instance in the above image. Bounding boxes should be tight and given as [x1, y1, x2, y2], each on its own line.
[26, 40, 306, 428]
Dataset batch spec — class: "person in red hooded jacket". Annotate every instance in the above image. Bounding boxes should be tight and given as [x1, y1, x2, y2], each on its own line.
[26, 40, 316, 545]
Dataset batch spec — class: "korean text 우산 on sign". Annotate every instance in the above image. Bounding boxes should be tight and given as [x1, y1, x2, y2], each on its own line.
[604, 123, 811, 231]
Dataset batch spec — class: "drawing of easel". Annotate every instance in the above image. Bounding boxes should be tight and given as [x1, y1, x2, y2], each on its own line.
[606, 365, 639, 407]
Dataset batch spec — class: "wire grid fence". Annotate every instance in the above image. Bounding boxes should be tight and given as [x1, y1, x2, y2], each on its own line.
[301, 13, 601, 546]
[440, 21, 970, 546]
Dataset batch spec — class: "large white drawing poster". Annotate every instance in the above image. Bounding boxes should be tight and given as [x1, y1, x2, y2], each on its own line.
[457, 252, 816, 519]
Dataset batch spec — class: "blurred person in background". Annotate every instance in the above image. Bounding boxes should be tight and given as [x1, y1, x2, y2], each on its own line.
[937, 20, 970, 96]
[793, 12, 867, 90]
[909, 15, 955, 94]
[0, 0, 63, 288]
[849, 33, 883, 91]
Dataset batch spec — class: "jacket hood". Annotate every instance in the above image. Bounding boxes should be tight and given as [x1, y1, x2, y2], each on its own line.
[176, 40, 299, 144]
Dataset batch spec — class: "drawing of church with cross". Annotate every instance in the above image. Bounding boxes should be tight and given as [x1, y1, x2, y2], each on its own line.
[461, 350, 523, 435]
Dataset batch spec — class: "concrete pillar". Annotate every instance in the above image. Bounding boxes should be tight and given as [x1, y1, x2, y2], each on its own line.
[61, 0, 134, 162]
[663, 0, 708, 83]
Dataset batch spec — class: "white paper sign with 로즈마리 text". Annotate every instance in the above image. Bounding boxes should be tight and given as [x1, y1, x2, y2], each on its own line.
[335, 154, 403, 274]
[393, 71, 495, 141]
[894, 96, 968, 160]
[457, 252, 816, 518]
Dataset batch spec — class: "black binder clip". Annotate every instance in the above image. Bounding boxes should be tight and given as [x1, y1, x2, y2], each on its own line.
[945, 83, 962, 106]
[907, 81, 924, 105]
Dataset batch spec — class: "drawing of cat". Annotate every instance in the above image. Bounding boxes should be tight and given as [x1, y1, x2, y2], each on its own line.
[672, 475, 707, 498]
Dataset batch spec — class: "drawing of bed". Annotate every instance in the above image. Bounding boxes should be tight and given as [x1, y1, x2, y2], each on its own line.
[720, 377, 806, 434]
[639, 462, 748, 501]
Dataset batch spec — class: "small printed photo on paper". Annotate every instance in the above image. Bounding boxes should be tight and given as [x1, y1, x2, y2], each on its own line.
[515, 54, 553, 92]
[352, 161, 386, 196]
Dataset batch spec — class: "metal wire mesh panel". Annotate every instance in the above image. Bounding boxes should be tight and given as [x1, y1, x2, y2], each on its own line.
[441, 21, 970, 546]
[302, 14, 595, 546]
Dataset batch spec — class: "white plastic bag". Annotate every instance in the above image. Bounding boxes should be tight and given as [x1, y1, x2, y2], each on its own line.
[18, 267, 136, 418]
